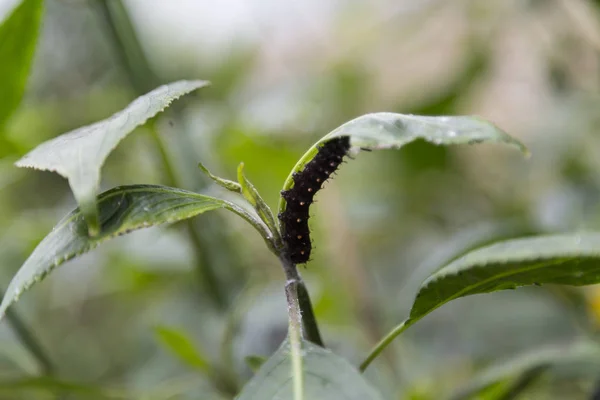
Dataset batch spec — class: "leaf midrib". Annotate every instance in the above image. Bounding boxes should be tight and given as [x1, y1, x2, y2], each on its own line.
[414, 257, 575, 319]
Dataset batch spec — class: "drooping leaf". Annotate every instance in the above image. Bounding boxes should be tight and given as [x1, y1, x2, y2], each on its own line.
[0, 184, 270, 319]
[15, 80, 209, 235]
[155, 325, 211, 372]
[448, 341, 600, 400]
[237, 339, 382, 400]
[0, 0, 44, 138]
[278, 113, 527, 214]
[361, 233, 600, 371]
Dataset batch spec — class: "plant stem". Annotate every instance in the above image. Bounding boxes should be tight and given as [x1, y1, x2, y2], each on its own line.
[3, 300, 53, 375]
[93, 0, 157, 93]
[279, 256, 324, 347]
[285, 280, 304, 400]
[93, 0, 230, 308]
[296, 281, 324, 346]
[359, 318, 411, 372]
[147, 121, 180, 189]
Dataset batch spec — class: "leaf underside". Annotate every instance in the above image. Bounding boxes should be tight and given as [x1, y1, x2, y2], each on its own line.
[278, 112, 527, 216]
[237, 339, 382, 400]
[15, 80, 209, 234]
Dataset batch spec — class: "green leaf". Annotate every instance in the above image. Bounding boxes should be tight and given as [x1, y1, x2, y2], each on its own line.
[278, 113, 527, 215]
[154, 325, 211, 372]
[0, 376, 127, 398]
[237, 339, 382, 400]
[244, 355, 266, 373]
[361, 233, 600, 371]
[0, 0, 43, 136]
[449, 341, 600, 400]
[155, 326, 241, 396]
[0, 184, 272, 319]
[237, 163, 281, 248]
[15, 80, 209, 235]
[410, 233, 600, 320]
[198, 162, 242, 193]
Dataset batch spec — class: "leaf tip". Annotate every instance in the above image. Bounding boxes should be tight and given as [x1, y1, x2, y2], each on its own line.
[237, 162, 246, 180]
[197, 162, 209, 174]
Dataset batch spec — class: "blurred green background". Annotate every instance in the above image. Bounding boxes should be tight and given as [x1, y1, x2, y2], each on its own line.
[1, 0, 600, 398]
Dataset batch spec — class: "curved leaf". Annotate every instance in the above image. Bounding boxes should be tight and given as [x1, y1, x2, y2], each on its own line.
[15, 80, 209, 235]
[278, 113, 527, 214]
[410, 233, 600, 320]
[326, 113, 527, 152]
[0, 184, 271, 319]
[0, 0, 43, 137]
[361, 233, 600, 371]
[237, 339, 382, 400]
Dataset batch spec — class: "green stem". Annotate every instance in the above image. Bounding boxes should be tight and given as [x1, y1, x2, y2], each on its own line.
[186, 225, 227, 308]
[359, 318, 412, 372]
[4, 302, 53, 375]
[278, 255, 323, 347]
[151, 123, 227, 309]
[285, 280, 304, 400]
[93, 0, 157, 93]
[94, 0, 230, 308]
[296, 281, 324, 346]
[147, 121, 180, 188]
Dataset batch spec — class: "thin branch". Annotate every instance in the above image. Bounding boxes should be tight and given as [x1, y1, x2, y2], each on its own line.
[93, 0, 229, 307]
[279, 255, 324, 347]
[296, 281, 324, 346]
[285, 280, 304, 400]
[359, 319, 410, 372]
[3, 299, 54, 375]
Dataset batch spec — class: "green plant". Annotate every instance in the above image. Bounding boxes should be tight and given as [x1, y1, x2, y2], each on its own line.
[3, 1, 600, 399]
[4, 77, 600, 399]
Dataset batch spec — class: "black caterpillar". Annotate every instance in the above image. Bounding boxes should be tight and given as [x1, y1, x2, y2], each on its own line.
[279, 136, 351, 264]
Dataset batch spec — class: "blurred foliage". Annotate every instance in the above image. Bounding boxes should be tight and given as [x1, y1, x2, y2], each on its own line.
[0, 0, 43, 155]
[0, 0, 600, 398]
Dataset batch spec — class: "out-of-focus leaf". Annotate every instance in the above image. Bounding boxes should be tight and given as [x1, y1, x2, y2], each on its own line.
[15, 80, 209, 235]
[406, 48, 488, 116]
[154, 325, 211, 373]
[0, 376, 128, 398]
[361, 233, 600, 371]
[279, 113, 527, 213]
[244, 355, 266, 373]
[237, 339, 382, 400]
[0, 0, 43, 138]
[448, 341, 600, 400]
[0, 184, 270, 319]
